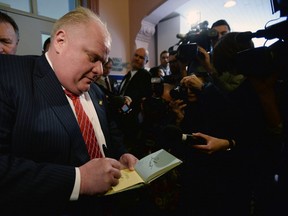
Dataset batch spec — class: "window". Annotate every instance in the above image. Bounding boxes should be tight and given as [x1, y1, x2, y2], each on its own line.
[37, 0, 76, 20]
[0, 0, 77, 20]
[0, 0, 30, 13]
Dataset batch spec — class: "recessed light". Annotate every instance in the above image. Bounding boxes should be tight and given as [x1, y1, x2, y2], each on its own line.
[224, 0, 236, 8]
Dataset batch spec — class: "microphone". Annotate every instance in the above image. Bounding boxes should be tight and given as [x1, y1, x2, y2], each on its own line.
[162, 125, 207, 147]
[235, 31, 254, 42]
[236, 20, 288, 42]
[182, 133, 207, 145]
[176, 33, 187, 39]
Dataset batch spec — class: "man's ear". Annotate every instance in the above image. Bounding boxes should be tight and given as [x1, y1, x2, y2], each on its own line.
[54, 30, 66, 53]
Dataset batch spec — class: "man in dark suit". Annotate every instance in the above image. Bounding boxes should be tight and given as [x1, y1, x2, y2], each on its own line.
[117, 48, 152, 157]
[0, 11, 19, 54]
[0, 7, 138, 215]
[96, 57, 118, 94]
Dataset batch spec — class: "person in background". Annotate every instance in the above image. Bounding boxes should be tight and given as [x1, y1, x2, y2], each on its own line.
[42, 37, 51, 54]
[117, 47, 152, 158]
[211, 19, 231, 48]
[149, 66, 165, 78]
[213, 32, 284, 216]
[0, 6, 138, 215]
[158, 50, 171, 76]
[163, 50, 186, 85]
[95, 57, 132, 119]
[96, 57, 118, 94]
[187, 19, 231, 76]
[0, 11, 19, 54]
[159, 70, 237, 216]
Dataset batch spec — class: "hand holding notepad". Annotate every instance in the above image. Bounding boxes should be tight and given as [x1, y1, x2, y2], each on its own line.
[105, 149, 182, 195]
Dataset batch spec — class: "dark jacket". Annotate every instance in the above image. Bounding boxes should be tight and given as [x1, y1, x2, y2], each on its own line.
[0, 54, 126, 215]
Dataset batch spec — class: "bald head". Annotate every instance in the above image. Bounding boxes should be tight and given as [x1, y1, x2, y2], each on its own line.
[131, 47, 149, 70]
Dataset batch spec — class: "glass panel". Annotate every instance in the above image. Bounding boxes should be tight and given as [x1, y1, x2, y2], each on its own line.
[37, 0, 76, 19]
[41, 33, 51, 52]
[0, 0, 31, 13]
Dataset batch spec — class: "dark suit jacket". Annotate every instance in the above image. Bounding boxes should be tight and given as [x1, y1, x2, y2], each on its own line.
[119, 69, 152, 115]
[0, 54, 126, 215]
[96, 75, 118, 95]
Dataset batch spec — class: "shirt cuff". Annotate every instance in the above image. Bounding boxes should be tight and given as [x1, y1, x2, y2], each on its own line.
[70, 167, 81, 201]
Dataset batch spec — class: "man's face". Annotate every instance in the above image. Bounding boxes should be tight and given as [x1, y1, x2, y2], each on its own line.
[160, 52, 169, 67]
[212, 25, 230, 47]
[168, 54, 181, 74]
[50, 20, 110, 95]
[131, 48, 147, 70]
[0, 22, 18, 54]
[103, 61, 112, 76]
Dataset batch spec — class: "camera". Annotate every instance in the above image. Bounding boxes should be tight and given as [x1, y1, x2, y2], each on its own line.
[177, 21, 218, 52]
[151, 77, 164, 98]
[234, 0, 288, 79]
[169, 85, 189, 101]
[175, 43, 198, 63]
[169, 21, 218, 63]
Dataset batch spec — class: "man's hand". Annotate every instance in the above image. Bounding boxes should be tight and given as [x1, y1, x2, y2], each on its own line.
[79, 158, 122, 195]
[119, 153, 138, 170]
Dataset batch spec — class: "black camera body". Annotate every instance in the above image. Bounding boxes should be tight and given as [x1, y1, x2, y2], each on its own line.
[176, 43, 198, 63]
[169, 21, 218, 64]
[178, 27, 218, 52]
[236, 39, 288, 78]
[151, 77, 164, 98]
[235, 0, 288, 79]
[169, 85, 189, 101]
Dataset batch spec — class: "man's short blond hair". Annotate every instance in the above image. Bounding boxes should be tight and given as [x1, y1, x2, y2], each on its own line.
[51, 6, 110, 43]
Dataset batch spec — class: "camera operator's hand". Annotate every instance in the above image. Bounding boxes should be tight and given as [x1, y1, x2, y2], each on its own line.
[123, 96, 132, 106]
[169, 99, 187, 126]
[181, 74, 204, 91]
[191, 132, 235, 154]
[196, 46, 216, 74]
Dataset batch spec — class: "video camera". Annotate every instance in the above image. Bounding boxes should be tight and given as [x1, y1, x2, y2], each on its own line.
[168, 21, 218, 63]
[235, 0, 288, 78]
[150, 76, 189, 102]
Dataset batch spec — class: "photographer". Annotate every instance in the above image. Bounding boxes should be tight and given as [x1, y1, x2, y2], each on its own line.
[157, 69, 239, 215]
[212, 31, 284, 215]
[175, 19, 231, 77]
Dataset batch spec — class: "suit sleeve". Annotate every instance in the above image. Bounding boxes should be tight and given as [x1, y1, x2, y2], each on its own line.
[0, 55, 76, 213]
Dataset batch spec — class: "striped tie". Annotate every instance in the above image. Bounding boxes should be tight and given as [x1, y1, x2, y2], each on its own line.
[64, 90, 103, 159]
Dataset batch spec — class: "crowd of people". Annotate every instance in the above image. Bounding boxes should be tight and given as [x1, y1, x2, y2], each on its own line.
[0, 7, 287, 216]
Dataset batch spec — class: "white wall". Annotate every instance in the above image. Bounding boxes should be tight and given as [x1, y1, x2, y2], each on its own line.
[156, 15, 190, 65]
[157, 16, 181, 58]
[98, 0, 157, 74]
[98, 0, 131, 76]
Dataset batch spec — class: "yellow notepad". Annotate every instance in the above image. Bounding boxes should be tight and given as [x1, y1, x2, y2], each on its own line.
[105, 149, 182, 195]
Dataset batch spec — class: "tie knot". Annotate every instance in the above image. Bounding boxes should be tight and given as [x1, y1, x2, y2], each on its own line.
[64, 89, 79, 100]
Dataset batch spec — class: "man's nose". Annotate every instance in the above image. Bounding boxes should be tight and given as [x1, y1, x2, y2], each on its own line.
[92, 61, 103, 74]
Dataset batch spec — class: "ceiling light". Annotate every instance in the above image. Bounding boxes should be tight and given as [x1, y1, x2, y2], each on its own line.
[224, 0, 236, 8]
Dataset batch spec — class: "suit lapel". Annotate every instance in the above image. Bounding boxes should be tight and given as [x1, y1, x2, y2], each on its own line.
[88, 84, 108, 136]
[33, 56, 89, 162]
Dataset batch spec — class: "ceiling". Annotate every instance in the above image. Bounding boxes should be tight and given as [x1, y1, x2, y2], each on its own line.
[144, 0, 285, 46]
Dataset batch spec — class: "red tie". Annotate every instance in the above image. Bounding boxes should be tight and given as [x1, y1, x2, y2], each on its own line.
[64, 90, 103, 159]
